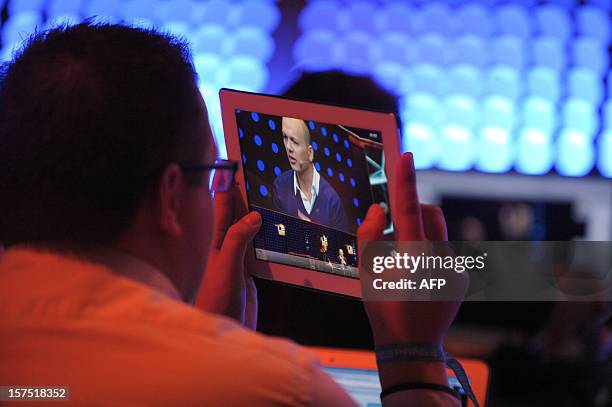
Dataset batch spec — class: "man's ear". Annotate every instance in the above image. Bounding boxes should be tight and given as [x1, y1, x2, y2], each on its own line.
[308, 145, 314, 163]
[158, 164, 184, 237]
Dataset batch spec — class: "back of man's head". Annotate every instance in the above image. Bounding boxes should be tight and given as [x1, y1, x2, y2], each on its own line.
[0, 22, 206, 245]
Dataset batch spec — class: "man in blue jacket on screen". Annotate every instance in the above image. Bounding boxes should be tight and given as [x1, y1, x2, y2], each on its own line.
[273, 116, 349, 232]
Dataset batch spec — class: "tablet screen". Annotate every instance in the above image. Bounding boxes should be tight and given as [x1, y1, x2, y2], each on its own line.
[235, 109, 392, 278]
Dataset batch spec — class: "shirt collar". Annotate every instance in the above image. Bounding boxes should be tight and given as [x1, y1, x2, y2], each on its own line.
[293, 166, 320, 197]
[12, 244, 182, 301]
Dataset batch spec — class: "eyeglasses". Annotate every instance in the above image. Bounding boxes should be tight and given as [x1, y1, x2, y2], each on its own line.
[179, 159, 238, 193]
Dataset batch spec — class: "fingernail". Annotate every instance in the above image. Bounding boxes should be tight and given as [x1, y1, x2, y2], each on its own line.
[245, 211, 261, 226]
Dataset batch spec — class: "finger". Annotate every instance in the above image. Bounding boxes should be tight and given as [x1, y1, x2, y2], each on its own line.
[357, 204, 386, 269]
[421, 204, 448, 241]
[212, 184, 238, 250]
[218, 211, 262, 269]
[394, 152, 425, 241]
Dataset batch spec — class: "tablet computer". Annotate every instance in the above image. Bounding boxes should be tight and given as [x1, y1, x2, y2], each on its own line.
[310, 347, 490, 407]
[220, 88, 400, 297]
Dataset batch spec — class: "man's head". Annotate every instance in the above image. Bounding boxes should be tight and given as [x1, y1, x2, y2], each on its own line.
[281, 117, 313, 173]
[0, 22, 216, 302]
[338, 249, 344, 257]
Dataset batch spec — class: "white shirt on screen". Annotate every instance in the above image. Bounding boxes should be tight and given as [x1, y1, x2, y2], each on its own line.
[293, 167, 320, 214]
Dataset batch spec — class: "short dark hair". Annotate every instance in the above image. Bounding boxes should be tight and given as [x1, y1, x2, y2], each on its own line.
[0, 22, 207, 245]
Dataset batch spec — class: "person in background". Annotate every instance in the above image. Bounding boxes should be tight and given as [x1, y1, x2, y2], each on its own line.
[0, 23, 462, 406]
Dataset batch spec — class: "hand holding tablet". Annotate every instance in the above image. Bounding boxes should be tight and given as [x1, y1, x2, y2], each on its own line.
[220, 88, 400, 297]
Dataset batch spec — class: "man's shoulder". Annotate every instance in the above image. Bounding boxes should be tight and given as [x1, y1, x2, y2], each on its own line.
[273, 169, 293, 190]
[318, 175, 341, 202]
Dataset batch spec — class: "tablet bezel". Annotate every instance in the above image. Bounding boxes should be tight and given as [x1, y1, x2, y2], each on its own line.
[219, 88, 400, 298]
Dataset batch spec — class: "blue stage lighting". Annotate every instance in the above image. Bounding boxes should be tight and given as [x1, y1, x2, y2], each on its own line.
[604, 99, 612, 129]
[417, 33, 448, 66]
[159, 21, 191, 39]
[194, 53, 222, 86]
[400, 93, 443, 128]
[457, 3, 491, 37]
[438, 125, 475, 171]
[2, 12, 41, 46]
[482, 96, 515, 130]
[327, 167, 333, 177]
[271, 142, 279, 154]
[257, 160, 265, 172]
[568, 67, 603, 104]
[332, 132, 338, 143]
[192, 25, 227, 55]
[156, 0, 196, 25]
[535, 5, 571, 41]
[454, 35, 488, 68]
[309, 121, 316, 131]
[251, 112, 259, 122]
[372, 62, 406, 94]
[274, 166, 281, 176]
[339, 172, 345, 182]
[121, 0, 157, 23]
[379, 2, 413, 34]
[409, 64, 446, 96]
[299, 0, 341, 32]
[312, 141, 318, 151]
[377, 32, 415, 66]
[448, 65, 482, 99]
[199, 0, 232, 26]
[239, 128, 244, 139]
[341, 31, 374, 74]
[476, 126, 514, 173]
[346, 1, 378, 33]
[532, 36, 565, 71]
[324, 147, 330, 157]
[527, 66, 561, 102]
[259, 184, 268, 196]
[84, 0, 121, 22]
[225, 27, 275, 62]
[562, 98, 598, 137]
[515, 128, 554, 175]
[402, 123, 439, 170]
[220, 56, 269, 92]
[268, 119, 276, 131]
[597, 131, 612, 177]
[343, 139, 349, 149]
[293, 29, 339, 72]
[242, 153, 247, 164]
[350, 178, 356, 187]
[336, 152, 342, 162]
[492, 35, 525, 69]
[556, 129, 595, 177]
[254, 135, 262, 146]
[353, 197, 359, 207]
[420, 2, 452, 36]
[576, 5, 610, 43]
[573, 37, 608, 74]
[237, 0, 281, 32]
[522, 97, 556, 134]
[315, 162, 321, 172]
[347, 158, 353, 168]
[321, 127, 327, 137]
[47, 0, 83, 20]
[445, 95, 480, 129]
[8, 0, 46, 15]
[495, 4, 531, 40]
[486, 65, 521, 100]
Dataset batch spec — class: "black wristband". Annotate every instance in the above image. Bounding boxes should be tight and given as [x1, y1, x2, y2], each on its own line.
[380, 382, 462, 401]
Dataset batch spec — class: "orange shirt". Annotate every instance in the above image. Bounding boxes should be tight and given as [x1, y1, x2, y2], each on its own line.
[0, 248, 355, 406]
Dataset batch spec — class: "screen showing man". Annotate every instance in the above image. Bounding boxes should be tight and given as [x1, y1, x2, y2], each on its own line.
[274, 117, 348, 232]
[235, 109, 390, 278]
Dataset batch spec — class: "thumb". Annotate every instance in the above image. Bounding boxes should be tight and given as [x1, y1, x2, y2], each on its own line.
[221, 211, 262, 260]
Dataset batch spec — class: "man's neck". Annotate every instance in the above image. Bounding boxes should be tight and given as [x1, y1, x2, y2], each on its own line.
[296, 165, 314, 199]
